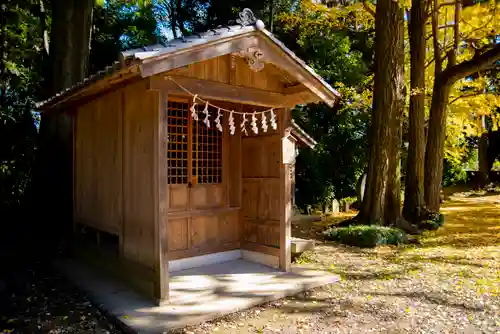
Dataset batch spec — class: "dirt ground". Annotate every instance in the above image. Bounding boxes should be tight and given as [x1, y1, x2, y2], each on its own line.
[1, 188, 498, 334]
[0, 261, 121, 334]
[176, 188, 500, 334]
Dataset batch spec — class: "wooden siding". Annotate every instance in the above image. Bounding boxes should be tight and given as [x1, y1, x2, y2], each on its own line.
[122, 80, 158, 270]
[74, 91, 123, 235]
[166, 55, 291, 94]
[73, 79, 162, 301]
[241, 117, 282, 252]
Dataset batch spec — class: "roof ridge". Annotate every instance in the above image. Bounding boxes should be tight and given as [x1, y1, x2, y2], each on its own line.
[121, 8, 264, 60]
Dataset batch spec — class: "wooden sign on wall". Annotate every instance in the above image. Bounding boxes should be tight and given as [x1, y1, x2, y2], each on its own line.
[282, 135, 296, 164]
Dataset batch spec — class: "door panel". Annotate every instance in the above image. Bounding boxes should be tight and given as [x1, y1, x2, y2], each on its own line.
[169, 185, 189, 211]
[190, 184, 224, 210]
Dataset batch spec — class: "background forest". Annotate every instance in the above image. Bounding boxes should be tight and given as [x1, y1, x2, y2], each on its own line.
[1, 0, 500, 228]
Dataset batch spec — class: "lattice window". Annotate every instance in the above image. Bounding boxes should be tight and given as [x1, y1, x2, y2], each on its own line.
[192, 105, 223, 184]
[167, 101, 189, 184]
[167, 100, 222, 185]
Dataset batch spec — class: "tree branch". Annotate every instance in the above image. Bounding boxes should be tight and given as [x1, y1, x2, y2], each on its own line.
[438, 24, 455, 30]
[439, 1, 457, 8]
[449, 91, 483, 104]
[425, 0, 451, 20]
[432, 0, 442, 75]
[362, 0, 375, 17]
[443, 43, 500, 85]
[447, 0, 461, 68]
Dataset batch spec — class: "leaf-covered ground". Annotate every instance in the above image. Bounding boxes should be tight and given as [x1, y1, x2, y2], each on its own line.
[0, 261, 122, 334]
[178, 188, 500, 333]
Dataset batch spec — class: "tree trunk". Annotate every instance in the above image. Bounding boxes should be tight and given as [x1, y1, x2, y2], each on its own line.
[478, 133, 489, 187]
[49, 0, 93, 93]
[424, 77, 451, 212]
[39, 0, 93, 232]
[403, 0, 427, 222]
[0, 4, 5, 108]
[359, 0, 406, 226]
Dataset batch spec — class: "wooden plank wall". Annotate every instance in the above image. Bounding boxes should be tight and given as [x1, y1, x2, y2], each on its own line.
[241, 109, 282, 257]
[74, 79, 161, 300]
[74, 91, 123, 236]
[167, 55, 290, 93]
[122, 80, 158, 271]
[167, 210, 240, 260]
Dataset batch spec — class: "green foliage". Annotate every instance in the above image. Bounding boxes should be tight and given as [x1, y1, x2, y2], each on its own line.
[323, 225, 408, 248]
[443, 158, 469, 187]
[274, 5, 373, 210]
[1, 1, 43, 214]
[294, 104, 369, 209]
[342, 196, 358, 205]
[90, 0, 161, 74]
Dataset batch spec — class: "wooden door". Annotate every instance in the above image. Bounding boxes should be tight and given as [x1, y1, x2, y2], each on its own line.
[166, 98, 238, 260]
[166, 99, 224, 212]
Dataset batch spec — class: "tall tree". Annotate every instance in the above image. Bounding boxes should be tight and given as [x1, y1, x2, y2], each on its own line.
[48, 0, 94, 95]
[358, 0, 409, 229]
[37, 0, 93, 230]
[424, 0, 500, 211]
[403, 0, 427, 222]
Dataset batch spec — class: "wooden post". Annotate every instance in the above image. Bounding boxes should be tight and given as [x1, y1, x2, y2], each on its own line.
[153, 85, 169, 304]
[279, 109, 293, 271]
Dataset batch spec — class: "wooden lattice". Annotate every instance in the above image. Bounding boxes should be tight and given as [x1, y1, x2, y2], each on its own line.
[167, 101, 189, 184]
[192, 105, 222, 184]
[167, 100, 222, 185]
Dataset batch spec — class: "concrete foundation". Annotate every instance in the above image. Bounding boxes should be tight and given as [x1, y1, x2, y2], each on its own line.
[56, 258, 338, 333]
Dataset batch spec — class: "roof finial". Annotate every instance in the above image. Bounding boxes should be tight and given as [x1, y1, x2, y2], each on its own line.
[237, 8, 257, 26]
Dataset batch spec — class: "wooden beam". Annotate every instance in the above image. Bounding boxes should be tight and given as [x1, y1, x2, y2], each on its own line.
[153, 89, 169, 305]
[151, 75, 306, 108]
[283, 84, 308, 95]
[279, 108, 292, 272]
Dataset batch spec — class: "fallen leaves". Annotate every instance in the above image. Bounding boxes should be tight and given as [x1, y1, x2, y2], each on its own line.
[174, 189, 500, 333]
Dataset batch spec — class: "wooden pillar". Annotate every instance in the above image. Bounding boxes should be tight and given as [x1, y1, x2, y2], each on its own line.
[279, 109, 293, 271]
[153, 84, 169, 304]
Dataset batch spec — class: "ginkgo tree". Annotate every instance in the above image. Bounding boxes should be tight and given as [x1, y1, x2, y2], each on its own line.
[347, 0, 500, 225]
[403, 0, 500, 221]
[423, 0, 500, 212]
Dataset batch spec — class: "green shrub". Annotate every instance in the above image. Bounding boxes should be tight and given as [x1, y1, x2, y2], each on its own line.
[419, 213, 445, 231]
[323, 225, 408, 248]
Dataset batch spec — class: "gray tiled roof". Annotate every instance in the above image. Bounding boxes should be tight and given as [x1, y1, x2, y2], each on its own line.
[37, 9, 339, 110]
[121, 24, 256, 62]
[35, 61, 126, 109]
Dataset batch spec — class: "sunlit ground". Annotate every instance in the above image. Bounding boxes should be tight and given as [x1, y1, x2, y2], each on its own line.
[180, 188, 500, 333]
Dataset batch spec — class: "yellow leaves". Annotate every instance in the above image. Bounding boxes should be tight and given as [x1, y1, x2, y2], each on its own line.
[277, 0, 374, 36]
[460, 2, 500, 40]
